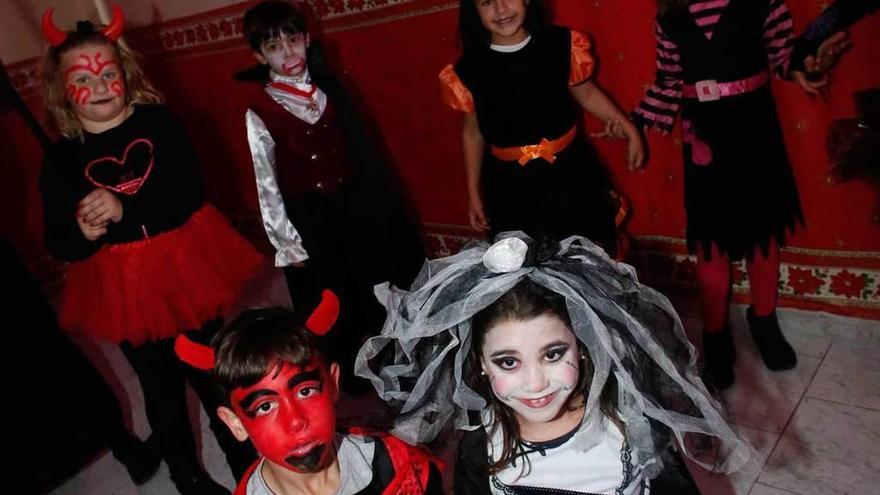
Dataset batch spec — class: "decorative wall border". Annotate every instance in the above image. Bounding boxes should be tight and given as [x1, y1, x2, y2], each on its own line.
[4, 0, 457, 98]
[424, 224, 880, 320]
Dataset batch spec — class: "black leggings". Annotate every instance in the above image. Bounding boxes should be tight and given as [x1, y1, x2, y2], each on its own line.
[119, 321, 255, 481]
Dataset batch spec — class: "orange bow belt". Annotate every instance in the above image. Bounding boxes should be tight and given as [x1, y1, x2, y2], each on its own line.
[490, 126, 577, 166]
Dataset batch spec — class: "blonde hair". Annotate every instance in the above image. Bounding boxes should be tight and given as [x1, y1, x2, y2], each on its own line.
[42, 32, 163, 140]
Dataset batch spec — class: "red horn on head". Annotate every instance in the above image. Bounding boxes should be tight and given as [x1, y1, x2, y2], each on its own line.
[101, 5, 125, 41]
[174, 334, 216, 370]
[41, 8, 68, 47]
[305, 290, 340, 336]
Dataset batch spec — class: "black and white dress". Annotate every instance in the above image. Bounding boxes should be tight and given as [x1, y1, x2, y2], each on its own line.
[455, 409, 648, 495]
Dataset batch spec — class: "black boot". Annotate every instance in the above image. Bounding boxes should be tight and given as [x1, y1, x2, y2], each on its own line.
[110, 433, 162, 486]
[702, 327, 736, 390]
[747, 307, 797, 371]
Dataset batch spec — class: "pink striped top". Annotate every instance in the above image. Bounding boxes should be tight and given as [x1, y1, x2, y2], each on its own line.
[633, 0, 795, 133]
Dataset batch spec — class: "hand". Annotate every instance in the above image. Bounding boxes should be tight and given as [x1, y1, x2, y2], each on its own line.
[807, 31, 850, 75]
[590, 117, 628, 140]
[791, 70, 829, 95]
[78, 188, 123, 226]
[291, 260, 307, 268]
[77, 216, 108, 241]
[468, 194, 490, 233]
[622, 121, 646, 170]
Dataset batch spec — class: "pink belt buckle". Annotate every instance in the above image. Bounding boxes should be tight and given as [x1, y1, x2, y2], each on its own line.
[695, 79, 720, 102]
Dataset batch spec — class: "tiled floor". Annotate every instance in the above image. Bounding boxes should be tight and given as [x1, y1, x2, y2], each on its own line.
[50, 265, 880, 494]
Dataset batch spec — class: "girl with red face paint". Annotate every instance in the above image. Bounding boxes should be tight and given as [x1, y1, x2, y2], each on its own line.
[38, 8, 263, 494]
[183, 306, 445, 495]
[358, 233, 752, 494]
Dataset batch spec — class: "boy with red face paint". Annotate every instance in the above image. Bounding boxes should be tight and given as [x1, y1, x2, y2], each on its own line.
[175, 300, 444, 495]
[38, 7, 262, 493]
[240, 1, 425, 391]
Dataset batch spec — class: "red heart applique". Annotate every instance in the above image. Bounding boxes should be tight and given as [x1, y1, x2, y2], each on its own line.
[84, 138, 154, 195]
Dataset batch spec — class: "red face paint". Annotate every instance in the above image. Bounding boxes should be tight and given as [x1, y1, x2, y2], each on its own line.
[63, 50, 118, 77]
[109, 80, 124, 97]
[64, 51, 123, 107]
[230, 359, 336, 473]
[66, 83, 91, 106]
[60, 44, 128, 132]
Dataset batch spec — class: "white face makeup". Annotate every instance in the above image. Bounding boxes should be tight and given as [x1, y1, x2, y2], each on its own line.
[480, 313, 581, 428]
[256, 32, 309, 78]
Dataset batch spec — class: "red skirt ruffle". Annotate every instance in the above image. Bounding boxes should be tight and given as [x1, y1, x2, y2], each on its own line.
[59, 205, 264, 345]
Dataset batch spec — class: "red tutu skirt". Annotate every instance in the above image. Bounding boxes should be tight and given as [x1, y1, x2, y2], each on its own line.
[59, 205, 264, 345]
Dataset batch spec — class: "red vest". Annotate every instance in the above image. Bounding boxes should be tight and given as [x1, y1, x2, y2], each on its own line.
[232, 431, 442, 495]
[250, 91, 351, 196]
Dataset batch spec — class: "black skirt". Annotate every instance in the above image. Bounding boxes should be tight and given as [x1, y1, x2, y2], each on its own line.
[681, 85, 803, 260]
[482, 137, 618, 253]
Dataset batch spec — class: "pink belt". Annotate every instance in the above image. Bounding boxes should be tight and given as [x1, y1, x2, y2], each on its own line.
[682, 72, 769, 102]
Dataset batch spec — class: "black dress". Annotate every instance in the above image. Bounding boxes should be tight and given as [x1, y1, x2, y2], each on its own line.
[635, 0, 804, 260]
[443, 26, 618, 251]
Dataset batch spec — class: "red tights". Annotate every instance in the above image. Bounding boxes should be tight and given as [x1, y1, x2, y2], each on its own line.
[697, 240, 780, 333]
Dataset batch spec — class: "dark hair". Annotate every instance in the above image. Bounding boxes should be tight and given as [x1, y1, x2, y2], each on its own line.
[212, 307, 324, 405]
[458, 0, 548, 53]
[243, 0, 307, 52]
[464, 280, 619, 474]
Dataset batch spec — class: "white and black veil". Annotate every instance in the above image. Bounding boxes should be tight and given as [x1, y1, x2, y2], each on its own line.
[356, 232, 750, 476]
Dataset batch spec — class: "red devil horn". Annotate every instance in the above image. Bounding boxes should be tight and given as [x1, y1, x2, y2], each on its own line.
[41, 8, 68, 47]
[174, 334, 216, 370]
[305, 290, 340, 336]
[101, 5, 125, 41]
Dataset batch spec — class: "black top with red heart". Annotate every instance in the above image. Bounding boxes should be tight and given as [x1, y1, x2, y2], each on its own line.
[41, 104, 204, 261]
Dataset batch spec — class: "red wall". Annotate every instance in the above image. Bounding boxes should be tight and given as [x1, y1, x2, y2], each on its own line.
[2, 0, 878, 315]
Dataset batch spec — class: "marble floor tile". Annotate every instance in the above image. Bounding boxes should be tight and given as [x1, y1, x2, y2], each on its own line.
[719, 340, 821, 433]
[758, 397, 880, 495]
[805, 338, 880, 410]
[748, 483, 800, 495]
[686, 424, 780, 495]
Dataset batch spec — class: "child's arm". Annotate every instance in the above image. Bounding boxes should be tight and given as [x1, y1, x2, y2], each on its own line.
[462, 112, 490, 232]
[440, 64, 488, 232]
[569, 30, 644, 169]
[764, 0, 827, 94]
[40, 149, 104, 261]
[790, 0, 877, 76]
[453, 429, 491, 494]
[246, 110, 309, 267]
[631, 22, 682, 137]
[571, 81, 645, 169]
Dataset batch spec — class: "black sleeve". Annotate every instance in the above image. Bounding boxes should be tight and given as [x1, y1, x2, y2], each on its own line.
[834, 0, 880, 29]
[790, 0, 880, 72]
[362, 435, 446, 495]
[454, 429, 491, 495]
[111, 106, 205, 239]
[422, 462, 445, 495]
[40, 147, 103, 261]
[650, 446, 701, 495]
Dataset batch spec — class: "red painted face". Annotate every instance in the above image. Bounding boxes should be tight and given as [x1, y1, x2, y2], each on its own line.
[230, 359, 337, 473]
[61, 44, 126, 129]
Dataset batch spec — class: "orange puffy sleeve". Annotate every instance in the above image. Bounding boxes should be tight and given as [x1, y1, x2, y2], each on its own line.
[569, 30, 595, 86]
[439, 64, 475, 112]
